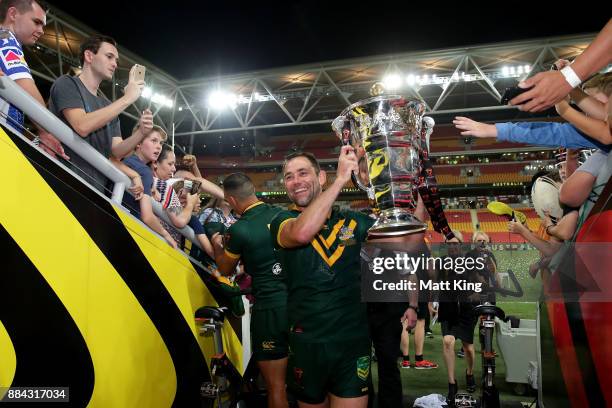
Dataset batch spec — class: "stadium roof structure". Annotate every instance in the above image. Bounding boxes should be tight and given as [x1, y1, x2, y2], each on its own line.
[29, 6, 596, 154]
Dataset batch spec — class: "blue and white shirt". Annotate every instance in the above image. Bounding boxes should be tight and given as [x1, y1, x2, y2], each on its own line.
[0, 29, 32, 132]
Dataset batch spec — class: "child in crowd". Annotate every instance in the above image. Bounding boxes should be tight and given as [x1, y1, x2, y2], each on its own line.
[121, 127, 177, 248]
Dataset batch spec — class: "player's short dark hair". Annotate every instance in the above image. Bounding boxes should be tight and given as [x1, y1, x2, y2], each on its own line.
[283, 151, 320, 174]
[0, 0, 47, 22]
[223, 173, 255, 200]
[79, 35, 117, 66]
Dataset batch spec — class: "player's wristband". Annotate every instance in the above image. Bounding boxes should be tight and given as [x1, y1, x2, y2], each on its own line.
[408, 305, 418, 313]
[560, 66, 581, 89]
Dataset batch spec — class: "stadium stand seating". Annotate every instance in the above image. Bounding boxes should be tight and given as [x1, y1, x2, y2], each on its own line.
[194, 129, 542, 247]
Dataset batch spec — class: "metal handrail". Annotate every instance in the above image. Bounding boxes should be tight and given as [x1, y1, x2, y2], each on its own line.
[0, 75, 202, 251]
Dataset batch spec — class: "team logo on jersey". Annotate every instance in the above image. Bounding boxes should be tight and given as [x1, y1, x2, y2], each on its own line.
[3, 49, 21, 61]
[356, 356, 370, 380]
[1, 48, 27, 69]
[262, 341, 276, 350]
[272, 262, 282, 275]
[339, 225, 355, 242]
[312, 219, 357, 267]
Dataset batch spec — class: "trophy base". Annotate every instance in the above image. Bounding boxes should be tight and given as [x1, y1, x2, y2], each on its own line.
[368, 208, 427, 237]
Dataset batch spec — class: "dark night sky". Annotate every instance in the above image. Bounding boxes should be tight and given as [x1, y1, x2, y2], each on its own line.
[53, 2, 607, 80]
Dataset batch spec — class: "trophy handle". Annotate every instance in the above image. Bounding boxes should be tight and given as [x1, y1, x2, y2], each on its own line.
[351, 171, 375, 200]
[422, 116, 435, 152]
[334, 115, 376, 200]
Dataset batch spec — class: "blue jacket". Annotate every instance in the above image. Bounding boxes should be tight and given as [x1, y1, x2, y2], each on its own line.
[495, 122, 610, 152]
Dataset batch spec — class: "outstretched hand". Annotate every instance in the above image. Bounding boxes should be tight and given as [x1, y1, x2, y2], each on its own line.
[453, 117, 497, 138]
[511, 71, 573, 112]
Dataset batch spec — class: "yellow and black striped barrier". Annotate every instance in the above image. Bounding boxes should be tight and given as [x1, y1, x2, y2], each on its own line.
[0, 127, 243, 407]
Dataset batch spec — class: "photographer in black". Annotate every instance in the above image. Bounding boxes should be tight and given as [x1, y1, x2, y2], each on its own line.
[465, 232, 499, 304]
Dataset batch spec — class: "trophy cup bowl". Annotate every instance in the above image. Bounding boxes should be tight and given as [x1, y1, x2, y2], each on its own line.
[332, 94, 434, 236]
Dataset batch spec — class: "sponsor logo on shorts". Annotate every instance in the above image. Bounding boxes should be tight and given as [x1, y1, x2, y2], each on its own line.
[356, 355, 370, 380]
[272, 262, 282, 275]
[262, 341, 276, 350]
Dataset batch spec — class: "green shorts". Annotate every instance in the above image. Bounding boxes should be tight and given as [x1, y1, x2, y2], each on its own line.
[287, 336, 371, 404]
[251, 307, 288, 361]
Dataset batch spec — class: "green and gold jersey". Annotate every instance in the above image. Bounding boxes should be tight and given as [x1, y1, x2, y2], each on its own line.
[270, 208, 374, 343]
[225, 202, 287, 311]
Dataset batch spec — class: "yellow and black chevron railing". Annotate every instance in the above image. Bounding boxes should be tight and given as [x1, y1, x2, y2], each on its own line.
[0, 127, 244, 407]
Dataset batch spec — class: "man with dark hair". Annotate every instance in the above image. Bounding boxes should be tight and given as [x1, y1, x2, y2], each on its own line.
[78, 35, 117, 66]
[284, 151, 321, 174]
[0, 0, 67, 159]
[222, 172, 255, 199]
[48, 34, 150, 192]
[269, 147, 373, 408]
[210, 172, 288, 408]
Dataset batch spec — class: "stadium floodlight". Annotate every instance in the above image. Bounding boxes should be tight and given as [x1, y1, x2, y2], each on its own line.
[141, 87, 173, 108]
[406, 74, 416, 86]
[208, 90, 238, 110]
[502, 66, 509, 77]
[151, 93, 173, 108]
[524, 65, 531, 73]
[254, 92, 268, 102]
[382, 74, 402, 90]
[142, 87, 153, 98]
